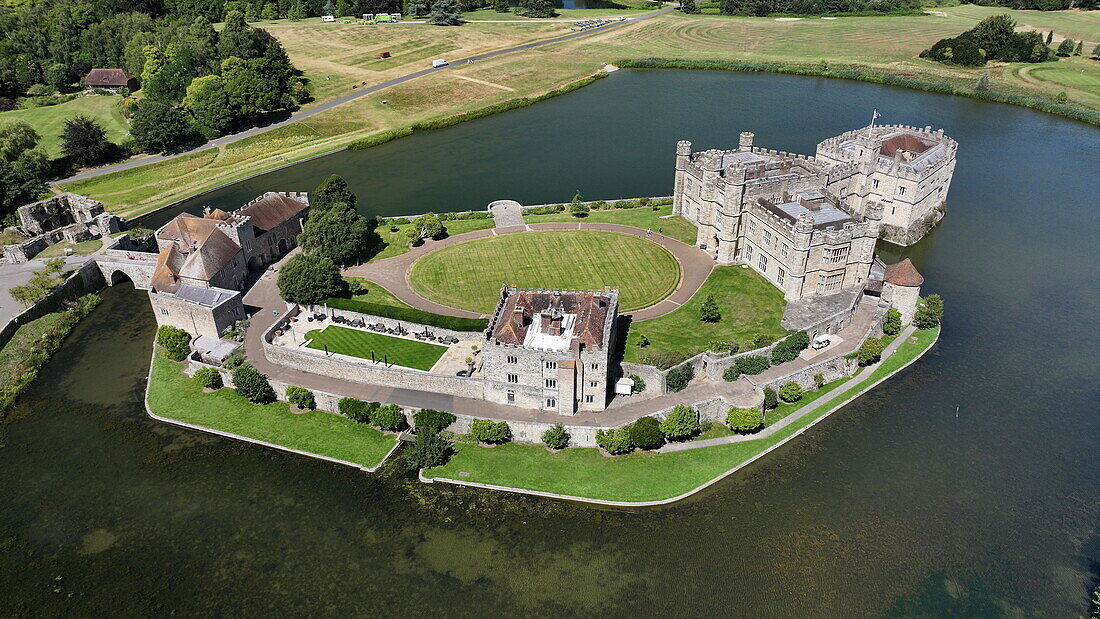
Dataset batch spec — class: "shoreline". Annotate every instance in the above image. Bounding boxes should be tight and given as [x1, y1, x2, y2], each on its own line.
[421, 324, 940, 507]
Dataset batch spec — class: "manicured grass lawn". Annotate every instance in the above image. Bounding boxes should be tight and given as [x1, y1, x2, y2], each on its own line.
[765, 376, 851, 426]
[623, 265, 786, 363]
[147, 354, 397, 468]
[305, 325, 448, 371]
[367, 217, 494, 263]
[524, 204, 699, 246]
[35, 238, 103, 259]
[325, 279, 489, 331]
[2, 95, 129, 158]
[424, 324, 939, 502]
[408, 230, 681, 313]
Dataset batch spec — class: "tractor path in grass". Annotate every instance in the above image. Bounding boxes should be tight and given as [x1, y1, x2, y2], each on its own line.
[344, 221, 714, 321]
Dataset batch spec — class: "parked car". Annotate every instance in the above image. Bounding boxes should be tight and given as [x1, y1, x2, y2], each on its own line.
[812, 334, 833, 350]
[432, 59, 448, 68]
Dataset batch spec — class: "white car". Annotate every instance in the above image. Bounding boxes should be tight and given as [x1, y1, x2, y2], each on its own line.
[432, 59, 448, 68]
[812, 334, 833, 350]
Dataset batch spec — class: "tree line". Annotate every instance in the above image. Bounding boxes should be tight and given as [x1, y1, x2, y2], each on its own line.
[921, 14, 1056, 66]
[680, 0, 925, 17]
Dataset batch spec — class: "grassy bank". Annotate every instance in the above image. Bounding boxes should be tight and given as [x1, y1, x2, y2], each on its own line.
[1, 95, 128, 157]
[0, 295, 101, 419]
[147, 354, 397, 468]
[424, 323, 940, 503]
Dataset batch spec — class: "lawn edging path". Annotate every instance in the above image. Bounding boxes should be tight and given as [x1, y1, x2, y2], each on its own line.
[421, 323, 940, 506]
[344, 221, 714, 321]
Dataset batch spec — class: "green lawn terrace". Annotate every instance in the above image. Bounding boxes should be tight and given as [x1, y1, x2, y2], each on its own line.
[303, 325, 450, 372]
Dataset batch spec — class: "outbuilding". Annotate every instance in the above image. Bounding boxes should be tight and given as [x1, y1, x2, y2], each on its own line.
[83, 68, 137, 92]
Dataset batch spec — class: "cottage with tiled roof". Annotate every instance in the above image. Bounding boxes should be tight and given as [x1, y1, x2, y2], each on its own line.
[481, 286, 618, 415]
[83, 68, 137, 92]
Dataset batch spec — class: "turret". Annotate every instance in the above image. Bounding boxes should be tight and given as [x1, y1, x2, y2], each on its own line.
[739, 131, 754, 150]
[673, 140, 693, 216]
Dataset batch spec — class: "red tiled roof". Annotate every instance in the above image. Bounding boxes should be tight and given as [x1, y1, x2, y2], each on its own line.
[84, 68, 132, 87]
[236, 193, 308, 232]
[884, 258, 924, 287]
[177, 229, 241, 281]
[150, 245, 186, 293]
[880, 133, 936, 158]
[157, 213, 223, 247]
[492, 290, 615, 349]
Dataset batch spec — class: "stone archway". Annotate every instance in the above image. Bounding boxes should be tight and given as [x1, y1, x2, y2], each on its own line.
[110, 270, 134, 286]
[278, 237, 290, 255]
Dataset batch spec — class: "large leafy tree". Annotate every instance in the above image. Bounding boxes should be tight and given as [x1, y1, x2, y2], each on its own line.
[0, 121, 49, 218]
[405, 213, 444, 243]
[659, 405, 700, 441]
[297, 201, 369, 266]
[218, 10, 259, 60]
[61, 115, 115, 169]
[183, 74, 235, 132]
[276, 253, 344, 305]
[311, 174, 357, 212]
[428, 0, 462, 25]
[131, 100, 194, 153]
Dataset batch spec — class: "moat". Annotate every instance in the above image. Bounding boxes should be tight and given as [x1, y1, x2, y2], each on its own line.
[3, 70, 1099, 615]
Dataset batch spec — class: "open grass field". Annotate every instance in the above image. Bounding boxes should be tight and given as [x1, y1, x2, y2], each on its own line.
[326, 279, 490, 331]
[424, 323, 939, 502]
[623, 265, 787, 363]
[408, 230, 681, 313]
[59, 7, 1100, 216]
[305, 325, 448, 370]
[524, 204, 699, 246]
[35, 238, 103, 259]
[1018, 57, 1100, 107]
[367, 217, 494, 263]
[147, 354, 397, 468]
[2, 95, 129, 157]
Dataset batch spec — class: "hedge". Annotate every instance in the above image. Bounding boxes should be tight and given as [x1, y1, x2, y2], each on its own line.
[324, 297, 488, 332]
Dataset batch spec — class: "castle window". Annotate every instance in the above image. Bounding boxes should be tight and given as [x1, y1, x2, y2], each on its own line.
[546, 398, 556, 408]
[825, 247, 849, 264]
[817, 273, 844, 294]
[507, 355, 517, 364]
[507, 374, 518, 384]
[160, 308, 169, 316]
[507, 390, 515, 403]
[891, 206, 896, 215]
[590, 380, 599, 388]
[873, 179, 880, 189]
[233, 307, 241, 317]
[758, 254, 768, 272]
[777, 268, 785, 285]
[545, 378, 557, 389]
[898, 186, 906, 196]
[744, 244, 753, 261]
[762, 230, 772, 247]
[544, 360, 557, 370]
[748, 220, 757, 235]
[585, 395, 594, 403]
[591, 363, 599, 371]
[780, 243, 789, 259]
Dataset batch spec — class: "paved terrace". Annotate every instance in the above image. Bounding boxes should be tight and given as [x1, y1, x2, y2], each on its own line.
[343, 222, 715, 322]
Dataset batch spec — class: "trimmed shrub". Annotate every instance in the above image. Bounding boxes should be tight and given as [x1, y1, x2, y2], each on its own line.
[763, 387, 778, 410]
[771, 331, 809, 365]
[405, 430, 453, 469]
[339, 397, 376, 423]
[371, 403, 406, 431]
[286, 386, 315, 410]
[414, 408, 456, 434]
[231, 364, 276, 404]
[735, 355, 770, 376]
[726, 407, 763, 434]
[568, 201, 590, 217]
[698, 295, 721, 323]
[665, 363, 694, 392]
[595, 428, 633, 455]
[630, 416, 664, 449]
[156, 325, 192, 361]
[778, 381, 803, 403]
[629, 374, 646, 393]
[193, 367, 222, 389]
[813, 373, 825, 389]
[470, 419, 511, 444]
[542, 423, 570, 450]
[883, 307, 902, 336]
[660, 405, 700, 441]
[857, 337, 885, 366]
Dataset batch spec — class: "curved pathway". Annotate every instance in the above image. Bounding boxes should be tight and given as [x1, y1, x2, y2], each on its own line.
[343, 222, 715, 321]
[58, 6, 674, 185]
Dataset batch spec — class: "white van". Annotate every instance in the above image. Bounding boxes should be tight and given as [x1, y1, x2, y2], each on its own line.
[321, 14, 335, 21]
[432, 59, 448, 68]
[812, 334, 833, 350]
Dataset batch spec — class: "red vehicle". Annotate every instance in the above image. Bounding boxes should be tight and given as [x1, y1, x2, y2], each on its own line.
[379, 51, 391, 58]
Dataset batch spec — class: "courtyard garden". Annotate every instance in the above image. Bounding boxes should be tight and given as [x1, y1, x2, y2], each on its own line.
[624, 265, 787, 365]
[305, 325, 449, 371]
[407, 230, 682, 314]
[147, 354, 397, 469]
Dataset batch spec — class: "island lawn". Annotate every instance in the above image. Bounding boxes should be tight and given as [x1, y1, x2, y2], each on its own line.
[424, 324, 940, 503]
[523, 203, 699, 247]
[147, 354, 397, 468]
[305, 325, 448, 371]
[623, 265, 787, 363]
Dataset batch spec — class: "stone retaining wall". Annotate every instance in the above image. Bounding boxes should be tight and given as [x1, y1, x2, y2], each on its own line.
[309, 304, 482, 342]
[0, 260, 105, 350]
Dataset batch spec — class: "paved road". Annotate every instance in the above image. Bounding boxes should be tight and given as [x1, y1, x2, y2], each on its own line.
[343, 221, 715, 321]
[59, 7, 674, 185]
[0, 253, 97, 328]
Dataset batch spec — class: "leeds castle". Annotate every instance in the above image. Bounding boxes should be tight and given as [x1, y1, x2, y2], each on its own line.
[674, 124, 956, 303]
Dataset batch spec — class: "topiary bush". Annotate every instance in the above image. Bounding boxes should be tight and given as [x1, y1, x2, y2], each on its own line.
[371, 403, 407, 431]
[726, 407, 763, 434]
[595, 428, 633, 455]
[883, 307, 902, 336]
[414, 408, 456, 434]
[735, 355, 770, 376]
[542, 423, 570, 450]
[665, 363, 694, 392]
[156, 325, 192, 361]
[286, 385, 315, 410]
[778, 381, 803, 403]
[659, 405, 700, 441]
[193, 366, 222, 390]
[338, 397, 375, 423]
[231, 364, 276, 404]
[857, 337, 885, 366]
[470, 419, 511, 444]
[763, 387, 778, 410]
[630, 416, 664, 450]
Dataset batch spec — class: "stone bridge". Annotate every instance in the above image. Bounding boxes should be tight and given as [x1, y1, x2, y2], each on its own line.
[93, 250, 156, 290]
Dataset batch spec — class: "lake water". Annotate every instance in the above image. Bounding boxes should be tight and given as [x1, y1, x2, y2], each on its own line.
[6, 70, 1100, 615]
